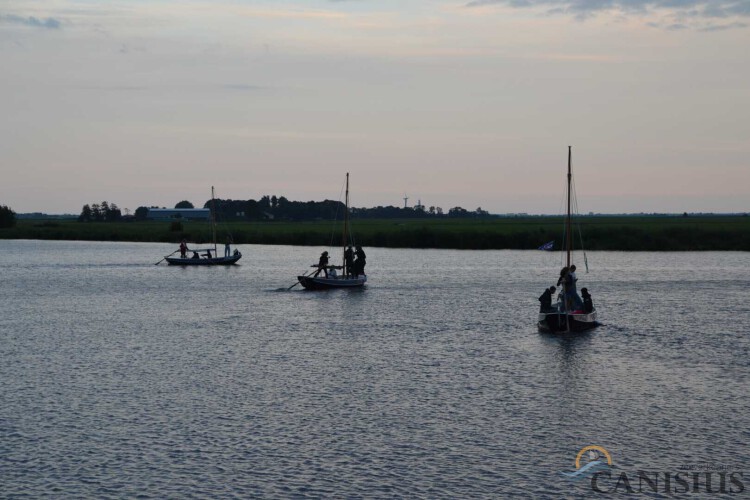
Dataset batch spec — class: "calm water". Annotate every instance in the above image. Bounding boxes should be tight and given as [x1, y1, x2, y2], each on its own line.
[1, 240, 748, 498]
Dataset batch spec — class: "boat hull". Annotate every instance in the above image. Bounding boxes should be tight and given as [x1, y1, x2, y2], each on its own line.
[166, 253, 242, 266]
[538, 309, 598, 333]
[297, 275, 367, 290]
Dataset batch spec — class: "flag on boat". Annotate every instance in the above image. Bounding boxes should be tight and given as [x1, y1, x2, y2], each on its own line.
[538, 240, 554, 251]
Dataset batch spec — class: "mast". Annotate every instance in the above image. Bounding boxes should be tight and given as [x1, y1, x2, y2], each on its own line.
[342, 173, 349, 268]
[211, 186, 218, 255]
[566, 146, 572, 268]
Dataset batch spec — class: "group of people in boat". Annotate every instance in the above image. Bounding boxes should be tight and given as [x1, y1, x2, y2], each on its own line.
[538, 264, 594, 314]
[313, 245, 367, 279]
[178, 238, 238, 260]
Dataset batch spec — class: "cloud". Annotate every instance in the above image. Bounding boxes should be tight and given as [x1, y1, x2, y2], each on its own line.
[1, 14, 62, 29]
[464, 1, 750, 29]
[700, 21, 748, 31]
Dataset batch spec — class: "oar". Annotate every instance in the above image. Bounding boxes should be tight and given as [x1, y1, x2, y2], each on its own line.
[287, 268, 316, 290]
[155, 250, 178, 265]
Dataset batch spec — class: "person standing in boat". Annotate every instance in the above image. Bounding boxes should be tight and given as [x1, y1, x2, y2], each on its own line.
[556, 267, 572, 310]
[568, 264, 584, 310]
[538, 286, 556, 313]
[179, 239, 188, 258]
[354, 246, 366, 276]
[314, 251, 329, 278]
[225, 236, 233, 258]
[344, 245, 354, 278]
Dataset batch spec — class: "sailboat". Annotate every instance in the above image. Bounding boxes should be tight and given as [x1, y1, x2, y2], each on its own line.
[164, 187, 242, 266]
[296, 173, 367, 290]
[538, 147, 598, 333]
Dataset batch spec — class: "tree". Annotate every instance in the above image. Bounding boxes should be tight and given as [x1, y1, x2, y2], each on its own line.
[0, 205, 16, 228]
[448, 206, 468, 217]
[175, 200, 194, 209]
[91, 203, 103, 221]
[271, 195, 278, 209]
[105, 202, 122, 222]
[134, 206, 149, 221]
[78, 204, 92, 222]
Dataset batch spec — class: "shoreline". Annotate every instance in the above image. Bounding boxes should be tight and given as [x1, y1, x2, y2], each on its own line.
[2, 216, 749, 251]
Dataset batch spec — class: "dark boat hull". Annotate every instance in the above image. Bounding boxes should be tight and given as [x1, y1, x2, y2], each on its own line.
[166, 253, 242, 266]
[538, 309, 598, 333]
[297, 275, 367, 290]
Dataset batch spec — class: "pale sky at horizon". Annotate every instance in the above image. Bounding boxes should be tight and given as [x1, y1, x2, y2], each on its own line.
[1, 0, 749, 214]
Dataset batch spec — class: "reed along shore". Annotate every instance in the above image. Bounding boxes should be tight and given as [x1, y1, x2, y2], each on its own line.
[2, 216, 749, 251]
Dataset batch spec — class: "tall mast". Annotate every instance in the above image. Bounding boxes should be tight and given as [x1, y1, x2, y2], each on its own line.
[566, 147, 572, 268]
[211, 186, 218, 255]
[342, 173, 349, 268]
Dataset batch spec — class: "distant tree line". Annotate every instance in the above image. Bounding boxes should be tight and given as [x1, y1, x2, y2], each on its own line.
[188, 194, 493, 221]
[129, 194, 492, 222]
[78, 201, 122, 222]
[199, 195, 344, 221]
[0, 205, 16, 228]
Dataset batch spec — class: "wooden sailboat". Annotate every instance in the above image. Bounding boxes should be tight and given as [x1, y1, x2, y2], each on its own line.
[296, 173, 367, 290]
[164, 187, 242, 266]
[538, 147, 598, 333]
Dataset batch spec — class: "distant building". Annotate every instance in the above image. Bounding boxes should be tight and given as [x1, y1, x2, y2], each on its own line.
[147, 208, 210, 221]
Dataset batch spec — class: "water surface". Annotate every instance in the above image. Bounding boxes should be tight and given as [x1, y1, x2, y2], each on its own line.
[1, 241, 748, 497]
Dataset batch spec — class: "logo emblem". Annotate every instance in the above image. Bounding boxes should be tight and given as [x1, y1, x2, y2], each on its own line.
[561, 446, 613, 480]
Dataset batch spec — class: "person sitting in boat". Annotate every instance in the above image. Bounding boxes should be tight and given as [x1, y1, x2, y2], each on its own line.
[538, 286, 556, 313]
[354, 246, 366, 276]
[581, 288, 594, 313]
[179, 239, 188, 258]
[205, 249, 212, 259]
[192, 251, 200, 259]
[313, 251, 329, 278]
[344, 245, 354, 277]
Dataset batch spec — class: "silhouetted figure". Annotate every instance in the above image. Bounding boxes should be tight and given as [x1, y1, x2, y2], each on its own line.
[344, 245, 354, 277]
[567, 264, 583, 310]
[354, 246, 366, 276]
[581, 287, 594, 313]
[556, 267, 569, 287]
[179, 239, 188, 258]
[192, 251, 200, 259]
[538, 286, 556, 313]
[314, 251, 329, 278]
[205, 249, 212, 259]
[225, 236, 233, 257]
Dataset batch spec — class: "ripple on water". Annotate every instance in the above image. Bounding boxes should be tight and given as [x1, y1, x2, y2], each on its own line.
[1, 242, 749, 497]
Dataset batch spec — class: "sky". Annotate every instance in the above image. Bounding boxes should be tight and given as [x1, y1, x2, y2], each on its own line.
[1, 0, 749, 214]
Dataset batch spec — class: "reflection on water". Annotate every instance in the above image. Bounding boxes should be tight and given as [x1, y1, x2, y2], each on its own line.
[1, 241, 748, 497]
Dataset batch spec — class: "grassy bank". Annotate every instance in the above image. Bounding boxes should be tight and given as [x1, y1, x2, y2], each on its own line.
[2, 216, 749, 251]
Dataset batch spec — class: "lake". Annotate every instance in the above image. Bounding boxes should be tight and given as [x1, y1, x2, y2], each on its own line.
[1, 240, 748, 497]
